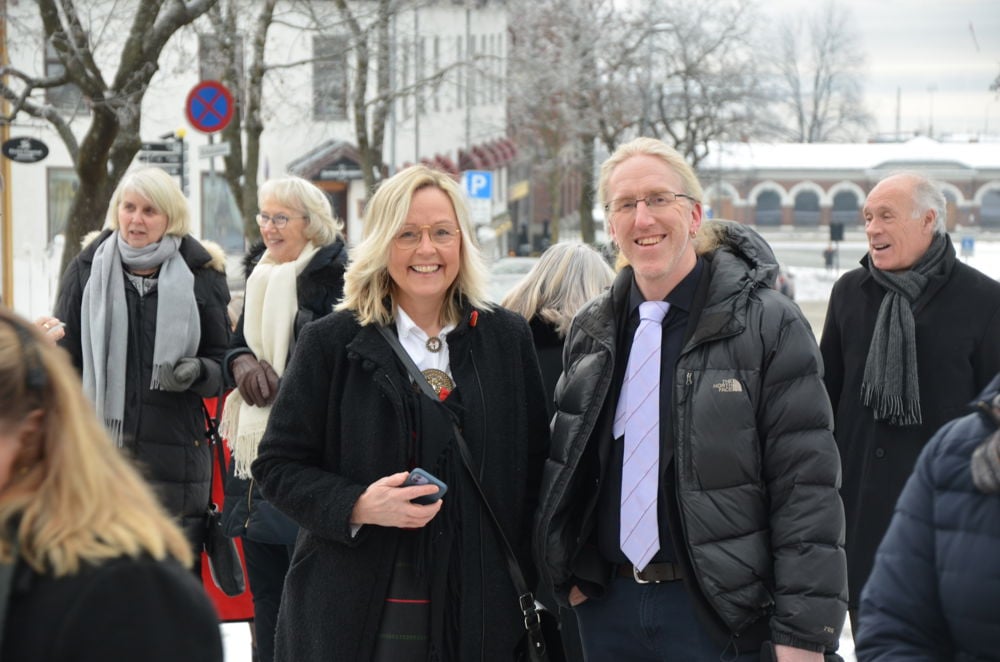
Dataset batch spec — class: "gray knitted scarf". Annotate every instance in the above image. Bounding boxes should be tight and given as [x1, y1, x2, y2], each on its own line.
[861, 233, 948, 426]
[81, 233, 200, 445]
[971, 393, 1000, 494]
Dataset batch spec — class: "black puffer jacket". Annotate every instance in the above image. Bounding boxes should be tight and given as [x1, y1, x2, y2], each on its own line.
[55, 230, 231, 549]
[221, 240, 347, 543]
[535, 220, 847, 653]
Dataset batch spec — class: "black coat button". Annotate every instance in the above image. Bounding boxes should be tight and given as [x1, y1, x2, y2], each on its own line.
[874, 447, 886, 459]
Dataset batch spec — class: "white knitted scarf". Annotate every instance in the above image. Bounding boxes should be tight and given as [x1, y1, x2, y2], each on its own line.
[221, 242, 319, 477]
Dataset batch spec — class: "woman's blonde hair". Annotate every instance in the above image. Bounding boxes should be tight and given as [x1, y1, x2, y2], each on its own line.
[106, 167, 191, 237]
[338, 165, 492, 326]
[258, 176, 344, 246]
[0, 308, 193, 575]
[501, 243, 615, 337]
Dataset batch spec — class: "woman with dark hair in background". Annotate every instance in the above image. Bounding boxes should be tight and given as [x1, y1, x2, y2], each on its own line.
[0, 308, 222, 661]
[251, 165, 550, 661]
[219, 175, 347, 662]
[53, 166, 231, 554]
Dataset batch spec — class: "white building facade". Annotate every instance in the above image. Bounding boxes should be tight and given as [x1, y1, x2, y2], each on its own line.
[1, 0, 513, 316]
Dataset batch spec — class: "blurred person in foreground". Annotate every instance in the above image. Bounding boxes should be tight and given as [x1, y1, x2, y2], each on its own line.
[53, 166, 232, 555]
[219, 175, 347, 662]
[820, 172, 1000, 633]
[856, 373, 1000, 659]
[251, 165, 550, 660]
[502, 241, 615, 419]
[0, 308, 222, 661]
[535, 137, 847, 661]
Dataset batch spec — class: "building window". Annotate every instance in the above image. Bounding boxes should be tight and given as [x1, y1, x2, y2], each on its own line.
[47, 168, 78, 242]
[199, 34, 245, 116]
[832, 191, 861, 226]
[313, 36, 349, 121]
[44, 42, 84, 111]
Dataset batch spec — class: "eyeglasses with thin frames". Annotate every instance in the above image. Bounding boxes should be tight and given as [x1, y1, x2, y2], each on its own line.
[256, 212, 307, 229]
[393, 223, 462, 249]
[604, 191, 698, 217]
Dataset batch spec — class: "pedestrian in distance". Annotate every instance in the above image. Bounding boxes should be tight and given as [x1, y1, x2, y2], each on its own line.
[251, 165, 550, 661]
[219, 175, 348, 662]
[820, 172, 1000, 636]
[535, 137, 847, 661]
[501, 241, 615, 418]
[823, 243, 836, 272]
[53, 166, 232, 556]
[856, 373, 1000, 659]
[0, 308, 223, 662]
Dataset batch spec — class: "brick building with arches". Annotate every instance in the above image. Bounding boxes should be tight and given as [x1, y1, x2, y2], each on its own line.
[699, 137, 1000, 231]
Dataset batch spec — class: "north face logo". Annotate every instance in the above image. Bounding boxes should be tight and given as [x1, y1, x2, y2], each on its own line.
[712, 379, 742, 393]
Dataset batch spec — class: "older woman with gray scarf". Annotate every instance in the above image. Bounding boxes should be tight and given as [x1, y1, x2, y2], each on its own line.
[54, 166, 231, 555]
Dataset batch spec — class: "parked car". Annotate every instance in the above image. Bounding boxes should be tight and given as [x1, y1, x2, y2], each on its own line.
[488, 256, 539, 302]
[776, 264, 795, 300]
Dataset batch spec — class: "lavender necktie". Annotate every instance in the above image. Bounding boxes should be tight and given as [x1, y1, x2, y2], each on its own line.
[613, 300, 670, 570]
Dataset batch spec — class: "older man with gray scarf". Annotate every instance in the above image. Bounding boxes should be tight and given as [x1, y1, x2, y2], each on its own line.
[820, 172, 1000, 637]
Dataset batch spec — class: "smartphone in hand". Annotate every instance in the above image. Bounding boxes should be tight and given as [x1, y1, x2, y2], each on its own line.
[403, 468, 448, 505]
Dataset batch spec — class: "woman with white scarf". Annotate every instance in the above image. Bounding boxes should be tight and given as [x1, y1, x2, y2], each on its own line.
[219, 176, 347, 662]
[54, 166, 232, 557]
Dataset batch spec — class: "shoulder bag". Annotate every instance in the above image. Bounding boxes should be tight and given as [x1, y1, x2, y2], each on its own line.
[202, 401, 247, 597]
[377, 326, 564, 662]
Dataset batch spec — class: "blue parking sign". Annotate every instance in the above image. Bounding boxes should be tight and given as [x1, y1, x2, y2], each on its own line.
[462, 171, 492, 199]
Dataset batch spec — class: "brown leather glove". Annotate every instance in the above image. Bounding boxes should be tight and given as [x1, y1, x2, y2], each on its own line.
[231, 354, 274, 407]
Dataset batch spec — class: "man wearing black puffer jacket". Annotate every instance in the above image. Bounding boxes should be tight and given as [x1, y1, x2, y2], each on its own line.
[535, 137, 847, 661]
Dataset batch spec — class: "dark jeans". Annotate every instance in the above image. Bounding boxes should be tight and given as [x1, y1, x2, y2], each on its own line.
[243, 539, 294, 662]
[574, 577, 758, 662]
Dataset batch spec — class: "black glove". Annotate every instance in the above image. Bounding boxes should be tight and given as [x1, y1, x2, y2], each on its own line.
[158, 358, 202, 392]
[231, 354, 277, 407]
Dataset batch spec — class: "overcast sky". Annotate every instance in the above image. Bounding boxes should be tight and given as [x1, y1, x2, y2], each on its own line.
[766, 0, 1000, 138]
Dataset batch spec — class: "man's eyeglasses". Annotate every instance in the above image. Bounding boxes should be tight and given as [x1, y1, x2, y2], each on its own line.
[256, 212, 307, 229]
[604, 191, 698, 217]
[393, 223, 462, 249]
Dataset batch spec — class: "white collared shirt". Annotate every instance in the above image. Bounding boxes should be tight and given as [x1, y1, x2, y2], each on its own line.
[394, 306, 455, 379]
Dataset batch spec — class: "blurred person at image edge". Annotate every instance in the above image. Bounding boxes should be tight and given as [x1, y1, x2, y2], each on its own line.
[0, 308, 222, 661]
[857, 373, 1000, 659]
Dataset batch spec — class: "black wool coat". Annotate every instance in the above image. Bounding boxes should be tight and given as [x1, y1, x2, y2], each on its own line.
[820, 239, 1000, 610]
[2, 554, 223, 661]
[54, 230, 232, 548]
[252, 305, 550, 661]
[528, 316, 564, 419]
[221, 239, 347, 543]
[857, 375, 1000, 659]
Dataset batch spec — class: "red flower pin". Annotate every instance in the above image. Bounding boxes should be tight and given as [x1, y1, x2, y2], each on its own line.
[469, 310, 479, 327]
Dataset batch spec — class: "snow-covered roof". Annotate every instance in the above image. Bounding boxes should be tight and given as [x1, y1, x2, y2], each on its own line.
[708, 137, 1000, 172]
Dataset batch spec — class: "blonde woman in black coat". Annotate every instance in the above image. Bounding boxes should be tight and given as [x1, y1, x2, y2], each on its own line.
[0, 308, 222, 661]
[252, 165, 550, 661]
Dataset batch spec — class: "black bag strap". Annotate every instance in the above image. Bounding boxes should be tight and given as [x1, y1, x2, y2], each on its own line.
[376, 326, 548, 646]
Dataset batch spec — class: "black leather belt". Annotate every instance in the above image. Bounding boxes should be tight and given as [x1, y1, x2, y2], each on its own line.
[617, 562, 683, 584]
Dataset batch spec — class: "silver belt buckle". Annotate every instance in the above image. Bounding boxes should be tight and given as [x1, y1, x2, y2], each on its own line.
[632, 565, 650, 584]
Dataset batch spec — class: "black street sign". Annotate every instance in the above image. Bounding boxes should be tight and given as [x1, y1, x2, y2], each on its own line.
[2, 137, 49, 163]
